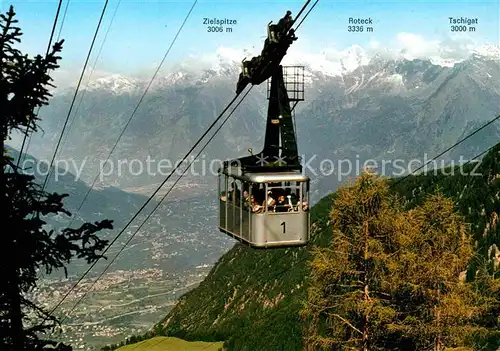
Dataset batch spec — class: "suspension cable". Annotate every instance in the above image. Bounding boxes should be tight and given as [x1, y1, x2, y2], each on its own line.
[59, 86, 254, 324]
[21, 1, 70, 284]
[58, 0, 122, 158]
[56, 0, 71, 42]
[16, 0, 63, 168]
[393, 113, 500, 186]
[35, 0, 122, 282]
[40, 0, 110, 193]
[63, 0, 197, 230]
[43, 88, 241, 321]
[21, 0, 71, 167]
[294, 0, 319, 31]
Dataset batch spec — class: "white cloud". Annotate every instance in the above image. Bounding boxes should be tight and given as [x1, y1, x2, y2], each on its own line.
[391, 32, 486, 62]
[369, 40, 380, 50]
[395, 32, 441, 59]
[281, 33, 497, 75]
[272, 33, 497, 76]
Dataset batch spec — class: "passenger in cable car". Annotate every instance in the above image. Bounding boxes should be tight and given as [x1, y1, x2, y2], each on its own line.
[299, 197, 308, 211]
[266, 190, 276, 211]
[242, 190, 250, 209]
[276, 195, 289, 212]
[250, 195, 263, 213]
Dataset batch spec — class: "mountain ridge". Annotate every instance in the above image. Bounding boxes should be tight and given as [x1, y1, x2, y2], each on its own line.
[53, 43, 500, 95]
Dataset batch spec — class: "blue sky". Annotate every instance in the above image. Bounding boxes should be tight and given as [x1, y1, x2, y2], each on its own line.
[2, 0, 499, 74]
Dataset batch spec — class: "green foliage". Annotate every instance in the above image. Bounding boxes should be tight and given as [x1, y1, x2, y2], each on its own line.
[387, 194, 496, 349]
[1, 5, 113, 350]
[389, 147, 500, 279]
[0, 6, 61, 136]
[303, 172, 496, 350]
[303, 173, 400, 350]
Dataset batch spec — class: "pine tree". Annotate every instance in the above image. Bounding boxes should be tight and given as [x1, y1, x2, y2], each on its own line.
[301, 172, 400, 350]
[302, 172, 498, 350]
[1, 6, 113, 350]
[385, 194, 490, 350]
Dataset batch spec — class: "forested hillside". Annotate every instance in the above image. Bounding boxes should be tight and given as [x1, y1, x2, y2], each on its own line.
[115, 143, 500, 351]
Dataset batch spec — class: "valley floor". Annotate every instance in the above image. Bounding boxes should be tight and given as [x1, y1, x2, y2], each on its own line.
[116, 336, 224, 350]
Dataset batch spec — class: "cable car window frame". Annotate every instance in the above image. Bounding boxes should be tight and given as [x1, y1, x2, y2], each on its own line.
[301, 180, 310, 212]
[265, 182, 302, 214]
[218, 173, 227, 201]
[218, 170, 310, 215]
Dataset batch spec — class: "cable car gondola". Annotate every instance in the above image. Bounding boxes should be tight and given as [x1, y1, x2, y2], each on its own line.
[219, 61, 309, 248]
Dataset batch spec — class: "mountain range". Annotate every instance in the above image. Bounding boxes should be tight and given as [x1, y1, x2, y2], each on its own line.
[12, 44, 499, 203]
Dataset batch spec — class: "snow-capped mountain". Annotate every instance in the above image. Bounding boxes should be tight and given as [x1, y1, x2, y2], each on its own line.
[85, 74, 140, 93]
[472, 44, 500, 60]
[15, 43, 500, 202]
[54, 42, 500, 97]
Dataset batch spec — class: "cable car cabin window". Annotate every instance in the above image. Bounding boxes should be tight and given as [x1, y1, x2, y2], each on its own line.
[241, 182, 250, 211]
[265, 181, 305, 214]
[226, 179, 240, 203]
[248, 183, 265, 213]
[301, 181, 310, 212]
